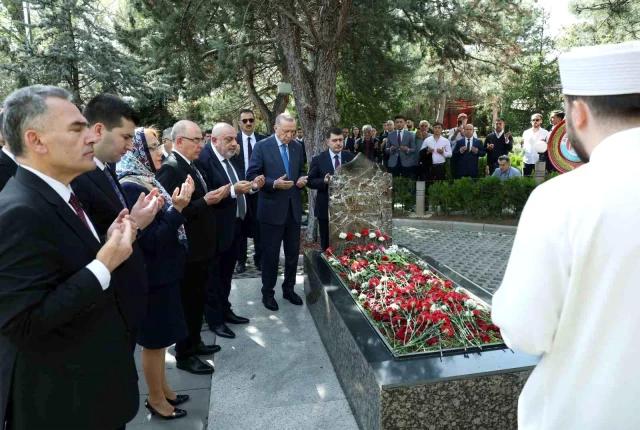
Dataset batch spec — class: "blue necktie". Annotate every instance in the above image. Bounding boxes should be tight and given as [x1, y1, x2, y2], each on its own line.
[279, 144, 291, 178]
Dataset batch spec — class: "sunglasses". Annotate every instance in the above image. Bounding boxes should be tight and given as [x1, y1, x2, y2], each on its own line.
[241, 118, 255, 124]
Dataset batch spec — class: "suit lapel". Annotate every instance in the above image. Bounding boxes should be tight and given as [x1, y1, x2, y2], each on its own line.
[16, 168, 101, 252]
[88, 168, 123, 210]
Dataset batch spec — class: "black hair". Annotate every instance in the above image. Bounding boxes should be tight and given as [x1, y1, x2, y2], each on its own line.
[325, 127, 344, 139]
[83, 94, 139, 129]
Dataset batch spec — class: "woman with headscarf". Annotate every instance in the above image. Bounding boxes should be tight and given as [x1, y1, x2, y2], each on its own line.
[117, 127, 194, 420]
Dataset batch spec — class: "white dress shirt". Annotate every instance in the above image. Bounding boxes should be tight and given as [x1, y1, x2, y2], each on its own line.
[20, 164, 111, 290]
[492, 126, 640, 430]
[240, 132, 257, 174]
[522, 127, 550, 164]
[421, 136, 452, 164]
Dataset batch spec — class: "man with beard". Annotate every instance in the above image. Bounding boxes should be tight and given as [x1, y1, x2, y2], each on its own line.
[492, 41, 640, 430]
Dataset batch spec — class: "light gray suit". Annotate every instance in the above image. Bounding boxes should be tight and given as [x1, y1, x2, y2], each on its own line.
[385, 130, 418, 169]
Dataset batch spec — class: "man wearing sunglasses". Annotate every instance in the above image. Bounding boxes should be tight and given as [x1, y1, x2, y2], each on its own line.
[522, 113, 549, 176]
[234, 109, 267, 273]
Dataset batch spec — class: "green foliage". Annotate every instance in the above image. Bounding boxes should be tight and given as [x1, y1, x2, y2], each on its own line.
[392, 177, 416, 213]
[560, 0, 640, 46]
[429, 176, 538, 218]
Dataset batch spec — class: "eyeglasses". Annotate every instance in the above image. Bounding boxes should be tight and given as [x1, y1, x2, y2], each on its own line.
[241, 118, 255, 124]
[532, 119, 541, 122]
[180, 136, 204, 144]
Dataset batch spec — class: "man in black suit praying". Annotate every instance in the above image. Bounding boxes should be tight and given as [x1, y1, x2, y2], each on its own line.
[307, 127, 355, 251]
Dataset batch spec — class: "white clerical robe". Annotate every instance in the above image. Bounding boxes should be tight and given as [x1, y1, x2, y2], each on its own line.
[492, 126, 640, 430]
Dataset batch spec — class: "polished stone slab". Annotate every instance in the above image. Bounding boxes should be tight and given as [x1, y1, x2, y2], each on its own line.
[304, 251, 538, 430]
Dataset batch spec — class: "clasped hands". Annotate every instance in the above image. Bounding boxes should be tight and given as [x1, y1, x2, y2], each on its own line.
[274, 174, 307, 190]
[234, 175, 266, 194]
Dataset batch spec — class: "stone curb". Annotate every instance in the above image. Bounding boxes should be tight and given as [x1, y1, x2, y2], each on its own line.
[392, 218, 517, 233]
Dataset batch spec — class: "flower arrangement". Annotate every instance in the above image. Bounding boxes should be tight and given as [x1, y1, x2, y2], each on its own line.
[323, 229, 503, 356]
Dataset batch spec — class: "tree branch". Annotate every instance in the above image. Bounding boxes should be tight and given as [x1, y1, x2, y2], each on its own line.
[276, 4, 317, 41]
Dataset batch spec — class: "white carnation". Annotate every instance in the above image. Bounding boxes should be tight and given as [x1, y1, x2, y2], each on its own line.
[440, 305, 449, 311]
[464, 299, 477, 309]
[430, 304, 438, 312]
[380, 276, 388, 282]
[361, 282, 368, 289]
[369, 232, 376, 239]
[350, 289, 358, 295]
[338, 232, 347, 239]
[389, 303, 400, 310]
[354, 232, 361, 238]
[358, 293, 367, 301]
[464, 310, 473, 317]
[378, 236, 385, 242]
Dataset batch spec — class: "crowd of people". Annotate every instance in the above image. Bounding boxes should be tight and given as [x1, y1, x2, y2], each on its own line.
[0, 88, 314, 428]
[337, 110, 566, 182]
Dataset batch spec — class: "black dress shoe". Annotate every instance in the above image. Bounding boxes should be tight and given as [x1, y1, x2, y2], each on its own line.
[166, 394, 190, 406]
[211, 323, 236, 338]
[176, 356, 214, 375]
[262, 296, 279, 311]
[224, 310, 250, 324]
[195, 342, 221, 356]
[283, 291, 303, 305]
[235, 262, 246, 274]
[145, 400, 187, 420]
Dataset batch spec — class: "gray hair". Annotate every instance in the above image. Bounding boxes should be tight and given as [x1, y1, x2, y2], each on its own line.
[171, 120, 192, 142]
[275, 113, 295, 127]
[162, 127, 172, 140]
[2, 85, 72, 157]
[362, 124, 373, 134]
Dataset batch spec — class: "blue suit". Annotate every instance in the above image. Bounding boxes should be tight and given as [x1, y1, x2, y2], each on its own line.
[246, 135, 305, 296]
[452, 137, 486, 178]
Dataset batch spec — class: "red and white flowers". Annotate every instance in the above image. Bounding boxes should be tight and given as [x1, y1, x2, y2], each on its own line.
[324, 229, 502, 356]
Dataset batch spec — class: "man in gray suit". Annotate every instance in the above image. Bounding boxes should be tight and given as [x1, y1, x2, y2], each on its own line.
[385, 115, 418, 178]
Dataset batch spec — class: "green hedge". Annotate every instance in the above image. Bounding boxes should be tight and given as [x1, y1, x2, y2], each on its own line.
[428, 176, 537, 218]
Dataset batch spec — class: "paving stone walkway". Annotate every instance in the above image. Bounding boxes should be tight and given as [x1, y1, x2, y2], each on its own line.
[393, 220, 516, 293]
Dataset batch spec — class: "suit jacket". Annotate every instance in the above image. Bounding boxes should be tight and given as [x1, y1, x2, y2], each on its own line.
[156, 152, 216, 261]
[71, 167, 149, 331]
[484, 132, 513, 165]
[234, 132, 266, 233]
[452, 137, 486, 178]
[246, 135, 305, 225]
[0, 149, 17, 191]
[0, 167, 138, 429]
[307, 150, 354, 220]
[196, 143, 244, 253]
[386, 130, 418, 168]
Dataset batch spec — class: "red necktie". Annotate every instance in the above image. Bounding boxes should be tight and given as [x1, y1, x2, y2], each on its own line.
[69, 192, 90, 230]
[334, 154, 340, 170]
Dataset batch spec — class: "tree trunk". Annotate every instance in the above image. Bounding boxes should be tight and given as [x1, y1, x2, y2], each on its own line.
[273, 0, 351, 241]
[435, 69, 447, 123]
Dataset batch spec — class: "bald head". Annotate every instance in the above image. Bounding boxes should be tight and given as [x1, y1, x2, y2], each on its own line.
[211, 122, 238, 159]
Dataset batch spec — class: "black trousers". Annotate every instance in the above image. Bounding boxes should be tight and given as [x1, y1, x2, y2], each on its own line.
[205, 219, 243, 326]
[260, 204, 300, 297]
[430, 163, 446, 181]
[237, 215, 262, 266]
[318, 218, 329, 251]
[524, 163, 535, 176]
[175, 260, 208, 359]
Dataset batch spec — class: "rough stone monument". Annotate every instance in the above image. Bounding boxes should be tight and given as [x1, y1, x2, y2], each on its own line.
[328, 154, 393, 244]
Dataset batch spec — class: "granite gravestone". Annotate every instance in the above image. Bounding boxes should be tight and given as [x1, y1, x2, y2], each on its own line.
[328, 154, 393, 246]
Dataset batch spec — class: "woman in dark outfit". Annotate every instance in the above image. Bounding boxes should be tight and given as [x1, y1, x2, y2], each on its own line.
[117, 127, 194, 420]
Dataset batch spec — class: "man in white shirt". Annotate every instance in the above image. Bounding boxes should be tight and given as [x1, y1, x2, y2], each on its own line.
[521, 113, 549, 175]
[492, 40, 640, 430]
[420, 121, 451, 181]
[0, 85, 137, 429]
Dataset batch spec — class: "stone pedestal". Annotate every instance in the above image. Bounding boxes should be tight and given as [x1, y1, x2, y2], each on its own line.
[304, 251, 537, 430]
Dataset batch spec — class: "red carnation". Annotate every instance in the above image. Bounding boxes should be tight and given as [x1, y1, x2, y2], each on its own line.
[346, 232, 355, 241]
[361, 228, 370, 236]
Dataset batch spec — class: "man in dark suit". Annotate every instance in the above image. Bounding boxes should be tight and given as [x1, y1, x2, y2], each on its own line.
[71, 94, 160, 350]
[452, 123, 486, 178]
[0, 112, 18, 191]
[246, 113, 307, 311]
[234, 109, 267, 273]
[307, 127, 354, 251]
[0, 85, 138, 429]
[156, 120, 229, 375]
[484, 118, 513, 172]
[197, 123, 265, 338]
